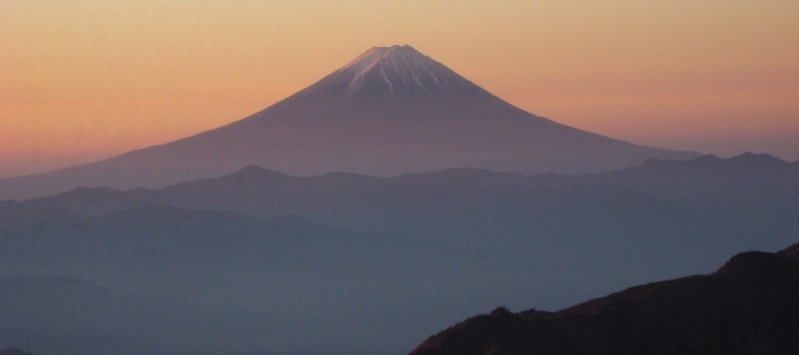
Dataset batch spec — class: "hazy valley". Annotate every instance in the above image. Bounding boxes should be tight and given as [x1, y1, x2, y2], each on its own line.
[2, 153, 798, 354]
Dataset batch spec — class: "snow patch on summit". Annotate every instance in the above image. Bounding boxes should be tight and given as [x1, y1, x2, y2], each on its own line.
[334, 45, 470, 95]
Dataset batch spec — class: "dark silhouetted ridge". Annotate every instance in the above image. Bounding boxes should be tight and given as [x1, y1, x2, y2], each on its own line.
[410, 243, 799, 355]
[778, 242, 799, 260]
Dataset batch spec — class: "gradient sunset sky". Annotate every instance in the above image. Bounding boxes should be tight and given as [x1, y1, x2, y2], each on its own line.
[2, 1, 797, 177]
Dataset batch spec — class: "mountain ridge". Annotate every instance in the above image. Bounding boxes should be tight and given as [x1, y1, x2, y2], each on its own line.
[0, 45, 697, 201]
[3, 153, 799, 354]
[409, 242, 799, 355]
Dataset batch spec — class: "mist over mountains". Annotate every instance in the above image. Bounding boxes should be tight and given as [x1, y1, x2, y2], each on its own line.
[0, 45, 695, 201]
[0, 276, 274, 355]
[2, 153, 798, 354]
[1, 45, 795, 354]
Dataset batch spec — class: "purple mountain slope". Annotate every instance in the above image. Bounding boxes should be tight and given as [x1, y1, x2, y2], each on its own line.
[0, 45, 697, 200]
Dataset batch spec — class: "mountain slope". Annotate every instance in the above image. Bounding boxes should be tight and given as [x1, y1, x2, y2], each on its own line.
[410, 243, 799, 355]
[0, 45, 696, 201]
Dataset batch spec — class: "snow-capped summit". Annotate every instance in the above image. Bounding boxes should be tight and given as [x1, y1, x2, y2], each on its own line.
[329, 45, 476, 95]
[0, 45, 698, 200]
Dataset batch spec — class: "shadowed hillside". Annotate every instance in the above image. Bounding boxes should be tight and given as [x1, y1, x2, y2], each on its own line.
[410, 242, 799, 355]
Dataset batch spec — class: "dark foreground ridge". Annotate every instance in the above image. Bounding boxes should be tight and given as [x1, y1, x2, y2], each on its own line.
[410, 242, 799, 355]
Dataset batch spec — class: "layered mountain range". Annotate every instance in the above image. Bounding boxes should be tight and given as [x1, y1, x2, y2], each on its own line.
[1, 45, 792, 354]
[0, 45, 695, 201]
[2, 153, 798, 354]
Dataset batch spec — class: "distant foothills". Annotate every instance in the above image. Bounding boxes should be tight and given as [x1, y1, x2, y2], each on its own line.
[0, 45, 696, 201]
[2, 152, 798, 354]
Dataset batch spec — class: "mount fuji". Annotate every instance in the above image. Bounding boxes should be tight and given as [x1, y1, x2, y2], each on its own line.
[0, 45, 697, 200]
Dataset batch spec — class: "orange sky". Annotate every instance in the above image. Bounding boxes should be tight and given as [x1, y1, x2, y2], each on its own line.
[2, 1, 798, 177]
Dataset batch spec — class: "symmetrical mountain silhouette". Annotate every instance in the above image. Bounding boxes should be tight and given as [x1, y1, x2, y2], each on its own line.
[0, 45, 696, 200]
[410, 243, 799, 355]
[0, 43, 791, 353]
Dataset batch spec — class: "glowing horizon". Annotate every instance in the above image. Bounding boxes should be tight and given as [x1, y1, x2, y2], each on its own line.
[2, 1, 798, 177]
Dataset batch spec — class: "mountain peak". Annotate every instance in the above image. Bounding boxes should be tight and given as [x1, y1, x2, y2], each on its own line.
[0, 45, 700, 200]
[223, 165, 292, 182]
[328, 44, 478, 95]
[338, 45, 417, 72]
